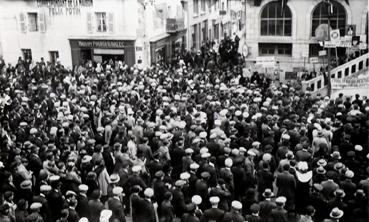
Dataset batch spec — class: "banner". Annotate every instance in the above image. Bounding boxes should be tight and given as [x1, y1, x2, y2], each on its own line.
[255, 56, 276, 68]
[331, 76, 369, 89]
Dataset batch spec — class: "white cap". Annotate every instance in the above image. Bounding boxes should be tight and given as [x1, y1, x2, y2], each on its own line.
[180, 172, 190, 180]
[199, 132, 207, 139]
[79, 218, 89, 222]
[112, 186, 123, 195]
[191, 195, 202, 205]
[30, 202, 42, 210]
[99, 210, 112, 222]
[79, 184, 89, 192]
[282, 134, 290, 140]
[201, 152, 211, 158]
[132, 165, 142, 173]
[355, 145, 363, 151]
[190, 163, 199, 170]
[30, 128, 37, 134]
[144, 188, 154, 198]
[40, 185, 52, 192]
[276, 196, 287, 204]
[209, 196, 220, 204]
[225, 158, 233, 167]
[231, 201, 242, 210]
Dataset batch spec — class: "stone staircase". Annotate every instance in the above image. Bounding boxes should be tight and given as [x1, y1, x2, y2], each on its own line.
[301, 53, 369, 97]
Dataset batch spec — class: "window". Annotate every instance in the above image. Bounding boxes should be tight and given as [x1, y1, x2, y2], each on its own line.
[259, 43, 292, 56]
[22, 49, 32, 61]
[192, 24, 197, 49]
[95, 12, 107, 32]
[312, 0, 346, 36]
[28, 13, 38, 32]
[194, 0, 199, 15]
[201, 0, 206, 13]
[260, 1, 292, 36]
[49, 51, 59, 63]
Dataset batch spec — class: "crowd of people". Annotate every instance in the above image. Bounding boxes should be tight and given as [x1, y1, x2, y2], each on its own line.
[0, 44, 368, 222]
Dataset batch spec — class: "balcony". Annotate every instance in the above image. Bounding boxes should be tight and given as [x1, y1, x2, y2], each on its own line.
[166, 18, 185, 33]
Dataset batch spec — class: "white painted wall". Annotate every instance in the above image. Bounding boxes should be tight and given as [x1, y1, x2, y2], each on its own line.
[0, 0, 138, 67]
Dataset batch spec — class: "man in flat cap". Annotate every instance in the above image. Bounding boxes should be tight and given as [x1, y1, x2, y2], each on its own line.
[200, 196, 224, 222]
[107, 186, 126, 222]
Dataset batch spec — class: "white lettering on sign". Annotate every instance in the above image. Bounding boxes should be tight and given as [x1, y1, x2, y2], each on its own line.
[331, 76, 369, 89]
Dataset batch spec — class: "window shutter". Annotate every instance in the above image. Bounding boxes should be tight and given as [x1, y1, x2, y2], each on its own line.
[108, 13, 114, 33]
[19, 13, 27, 33]
[87, 12, 93, 33]
[38, 12, 46, 32]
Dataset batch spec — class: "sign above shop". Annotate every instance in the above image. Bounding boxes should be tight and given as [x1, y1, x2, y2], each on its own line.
[37, 0, 93, 16]
[71, 40, 125, 49]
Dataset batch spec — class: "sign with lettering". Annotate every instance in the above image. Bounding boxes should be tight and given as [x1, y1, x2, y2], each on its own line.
[331, 76, 369, 89]
[76, 40, 125, 49]
[255, 56, 276, 68]
[320, 37, 352, 48]
[37, 0, 93, 16]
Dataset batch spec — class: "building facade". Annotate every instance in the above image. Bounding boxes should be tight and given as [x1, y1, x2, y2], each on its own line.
[243, 0, 368, 73]
[0, 0, 188, 68]
[0, 0, 140, 68]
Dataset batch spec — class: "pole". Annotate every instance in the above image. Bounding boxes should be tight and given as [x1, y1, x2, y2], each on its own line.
[326, 0, 332, 97]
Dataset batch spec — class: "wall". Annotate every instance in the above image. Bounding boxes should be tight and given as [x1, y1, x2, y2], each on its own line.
[244, 0, 368, 72]
[187, 0, 223, 50]
[0, 0, 137, 67]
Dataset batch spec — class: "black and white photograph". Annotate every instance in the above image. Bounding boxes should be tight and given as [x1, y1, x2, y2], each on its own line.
[0, 0, 368, 222]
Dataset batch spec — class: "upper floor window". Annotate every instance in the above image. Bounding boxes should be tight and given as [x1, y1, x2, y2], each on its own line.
[95, 12, 107, 32]
[260, 1, 292, 36]
[28, 13, 38, 32]
[201, 0, 206, 13]
[311, 0, 346, 36]
[194, 0, 199, 15]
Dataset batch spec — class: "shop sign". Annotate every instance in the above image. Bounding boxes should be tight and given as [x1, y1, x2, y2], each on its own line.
[37, 0, 93, 16]
[77, 40, 125, 49]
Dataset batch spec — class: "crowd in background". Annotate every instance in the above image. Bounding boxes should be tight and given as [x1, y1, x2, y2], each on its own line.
[0, 40, 368, 222]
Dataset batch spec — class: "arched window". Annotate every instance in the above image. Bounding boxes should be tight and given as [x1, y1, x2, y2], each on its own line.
[260, 1, 292, 36]
[312, 0, 346, 36]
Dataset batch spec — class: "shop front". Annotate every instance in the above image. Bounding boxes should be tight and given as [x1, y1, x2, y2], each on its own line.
[69, 39, 135, 67]
[149, 30, 187, 65]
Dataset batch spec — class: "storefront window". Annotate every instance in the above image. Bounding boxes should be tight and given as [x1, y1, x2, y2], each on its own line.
[96, 12, 107, 32]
